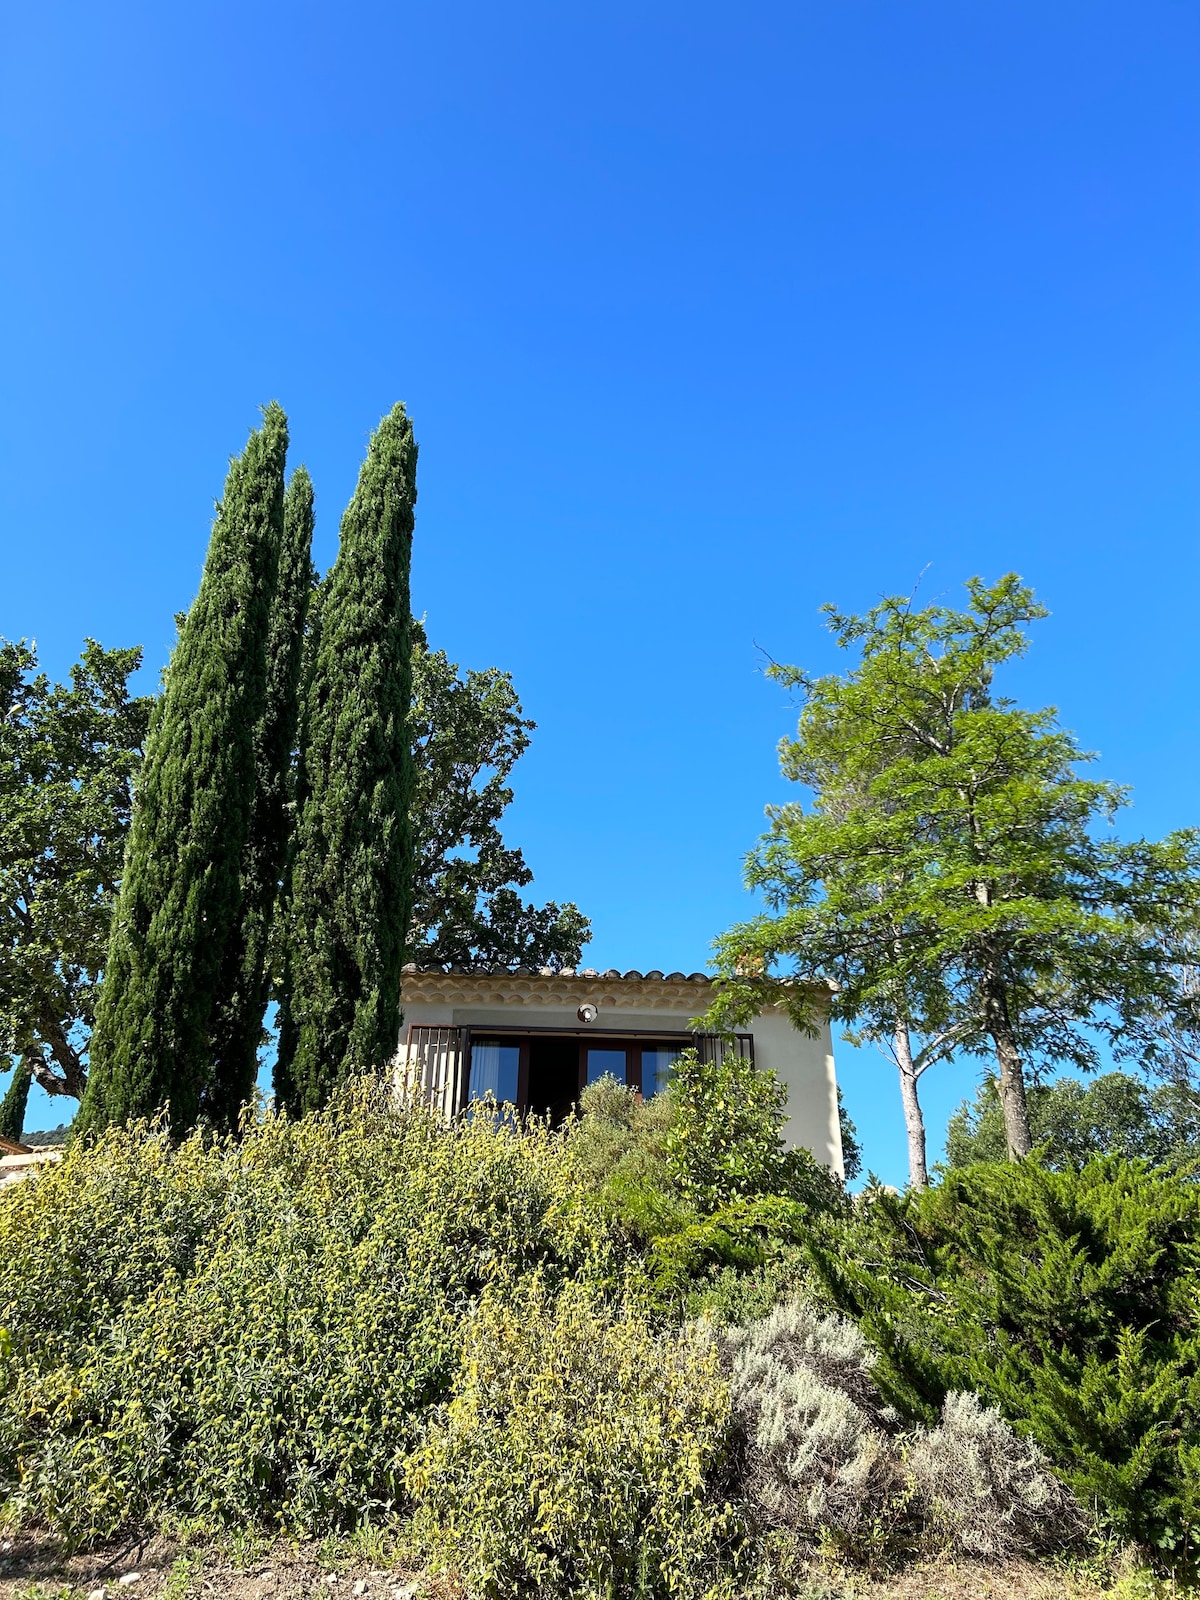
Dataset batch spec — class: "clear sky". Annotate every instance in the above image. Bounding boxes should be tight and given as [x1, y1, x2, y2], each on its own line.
[3, 1, 1198, 1182]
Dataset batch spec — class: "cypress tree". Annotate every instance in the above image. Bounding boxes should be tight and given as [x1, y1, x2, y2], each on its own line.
[0, 1057, 33, 1143]
[78, 405, 288, 1136]
[275, 405, 417, 1115]
[206, 467, 316, 1128]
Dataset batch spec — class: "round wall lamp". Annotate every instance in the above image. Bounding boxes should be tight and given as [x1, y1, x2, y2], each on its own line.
[577, 1003, 598, 1023]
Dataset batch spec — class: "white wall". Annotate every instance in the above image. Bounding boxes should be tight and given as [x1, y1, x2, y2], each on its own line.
[401, 985, 843, 1177]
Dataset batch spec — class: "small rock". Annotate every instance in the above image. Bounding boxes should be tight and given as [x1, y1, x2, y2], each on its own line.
[117, 1576, 143, 1588]
[88, 1588, 107, 1600]
[353, 1582, 368, 1597]
[324, 1577, 339, 1589]
[391, 1585, 417, 1600]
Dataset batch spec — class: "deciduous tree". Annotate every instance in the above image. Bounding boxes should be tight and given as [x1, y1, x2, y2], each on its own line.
[711, 575, 1200, 1166]
[0, 637, 150, 1110]
[408, 621, 590, 970]
[945, 1070, 1200, 1174]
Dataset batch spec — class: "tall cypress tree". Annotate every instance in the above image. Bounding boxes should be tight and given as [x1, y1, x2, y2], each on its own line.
[275, 405, 417, 1115]
[79, 405, 289, 1136]
[0, 1057, 33, 1143]
[206, 467, 316, 1128]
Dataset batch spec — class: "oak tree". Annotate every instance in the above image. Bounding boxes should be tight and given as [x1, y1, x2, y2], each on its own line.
[0, 638, 151, 1113]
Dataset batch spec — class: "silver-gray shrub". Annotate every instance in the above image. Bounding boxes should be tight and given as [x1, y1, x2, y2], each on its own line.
[720, 1297, 1085, 1559]
[720, 1298, 906, 1544]
[905, 1390, 1086, 1558]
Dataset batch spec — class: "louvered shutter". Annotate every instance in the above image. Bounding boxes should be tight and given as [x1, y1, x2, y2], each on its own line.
[402, 1026, 469, 1118]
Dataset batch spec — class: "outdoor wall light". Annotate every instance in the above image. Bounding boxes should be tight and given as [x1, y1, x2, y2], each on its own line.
[577, 1003, 598, 1023]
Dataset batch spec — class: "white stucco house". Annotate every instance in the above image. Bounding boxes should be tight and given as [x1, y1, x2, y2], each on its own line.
[398, 964, 844, 1178]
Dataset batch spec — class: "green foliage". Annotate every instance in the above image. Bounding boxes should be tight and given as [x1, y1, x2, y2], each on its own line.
[945, 1072, 1200, 1175]
[406, 1280, 741, 1600]
[80, 405, 289, 1137]
[408, 620, 591, 970]
[568, 1072, 676, 1195]
[837, 1088, 862, 1183]
[666, 1050, 845, 1216]
[207, 464, 316, 1127]
[276, 404, 417, 1115]
[0, 1089, 603, 1543]
[564, 1067, 843, 1318]
[0, 1057, 33, 1142]
[711, 574, 1200, 1165]
[0, 637, 151, 1105]
[809, 1158, 1200, 1557]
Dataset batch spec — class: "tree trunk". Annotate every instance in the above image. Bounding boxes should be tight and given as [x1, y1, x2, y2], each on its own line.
[35, 1013, 88, 1101]
[981, 957, 1032, 1158]
[893, 1021, 929, 1189]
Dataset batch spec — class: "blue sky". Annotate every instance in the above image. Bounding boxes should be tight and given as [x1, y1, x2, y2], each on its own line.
[3, 1, 1198, 1182]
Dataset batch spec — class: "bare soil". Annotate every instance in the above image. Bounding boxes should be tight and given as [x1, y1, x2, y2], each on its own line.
[0, 1534, 441, 1600]
[0, 1533, 1144, 1600]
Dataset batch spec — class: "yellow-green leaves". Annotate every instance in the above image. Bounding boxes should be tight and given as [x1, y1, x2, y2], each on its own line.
[407, 1279, 740, 1600]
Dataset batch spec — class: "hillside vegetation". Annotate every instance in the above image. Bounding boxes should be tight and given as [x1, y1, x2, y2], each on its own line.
[3, 1058, 1197, 1598]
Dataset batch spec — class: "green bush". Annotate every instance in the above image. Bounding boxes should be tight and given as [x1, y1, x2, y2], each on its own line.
[565, 1064, 844, 1317]
[666, 1051, 845, 1217]
[406, 1279, 742, 1600]
[809, 1158, 1200, 1561]
[0, 1088, 606, 1541]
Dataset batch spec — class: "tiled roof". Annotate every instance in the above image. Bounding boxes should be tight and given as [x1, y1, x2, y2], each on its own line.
[401, 964, 713, 982]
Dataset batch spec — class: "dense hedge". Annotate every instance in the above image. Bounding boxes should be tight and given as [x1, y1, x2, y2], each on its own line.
[0, 1091, 601, 1540]
[3, 1066, 1193, 1592]
[809, 1158, 1200, 1561]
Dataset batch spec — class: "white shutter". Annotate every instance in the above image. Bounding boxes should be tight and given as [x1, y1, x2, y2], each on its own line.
[402, 1026, 468, 1119]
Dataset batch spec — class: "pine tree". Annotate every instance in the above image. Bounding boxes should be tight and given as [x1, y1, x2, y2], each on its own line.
[203, 467, 316, 1128]
[78, 405, 288, 1136]
[0, 1057, 33, 1143]
[275, 405, 417, 1115]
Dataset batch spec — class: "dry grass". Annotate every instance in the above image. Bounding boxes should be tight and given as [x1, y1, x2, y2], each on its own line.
[0, 1533, 440, 1600]
[828, 1555, 1117, 1598]
[0, 1533, 1182, 1600]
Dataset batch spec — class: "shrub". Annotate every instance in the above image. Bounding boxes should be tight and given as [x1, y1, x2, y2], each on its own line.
[406, 1280, 742, 1600]
[565, 1072, 841, 1316]
[0, 1088, 607, 1542]
[809, 1158, 1200, 1558]
[720, 1298, 909, 1556]
[906, 1391, 1086, 1558]
[567, 1073, 674, 1196]
[720, 1297, 1086, 1566]
[666, 1051, 846, 1217]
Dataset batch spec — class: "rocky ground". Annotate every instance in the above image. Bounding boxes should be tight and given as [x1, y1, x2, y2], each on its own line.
[0, 1535, 439, 1600]
[0, 1533, 1154, 1600]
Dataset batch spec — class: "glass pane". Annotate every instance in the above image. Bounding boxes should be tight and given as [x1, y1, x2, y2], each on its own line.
[641, 1046, 681, 1098]
[586, 1047, 627, 1086]
[470, 1040, 520, 1104]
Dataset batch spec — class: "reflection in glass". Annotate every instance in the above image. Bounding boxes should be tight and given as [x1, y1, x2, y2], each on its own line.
[586, 1047, 627, 1086]
[641, 1046, 682, 1098]
[470, 1039, 520, 1104]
